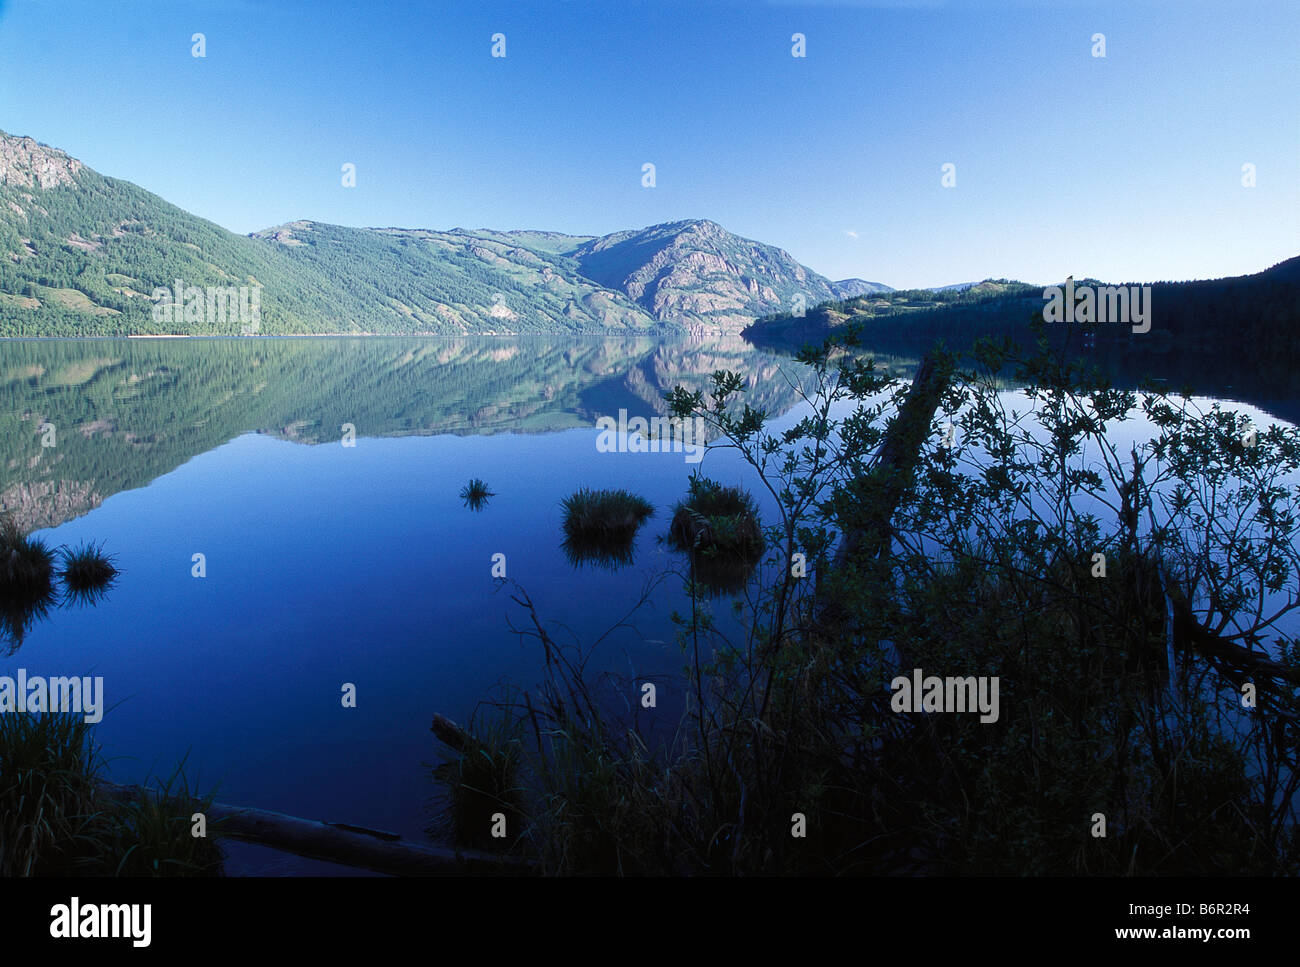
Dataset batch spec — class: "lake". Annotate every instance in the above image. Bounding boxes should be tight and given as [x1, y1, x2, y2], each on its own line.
[0, 335, 823, 873]
[0, 334, 1294, 874]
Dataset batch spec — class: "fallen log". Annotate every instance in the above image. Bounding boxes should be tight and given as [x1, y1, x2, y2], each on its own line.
[95, 780, 534, 876]
[814, 350, 952, 641]
[832, 349, 952, 571]
[431, 712, 484, 756]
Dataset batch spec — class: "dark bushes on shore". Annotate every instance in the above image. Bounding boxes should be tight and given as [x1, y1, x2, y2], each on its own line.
[430, 337, 1300, 876]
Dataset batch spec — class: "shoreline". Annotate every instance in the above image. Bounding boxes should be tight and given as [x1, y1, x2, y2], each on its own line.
[0, 328, 715, 342]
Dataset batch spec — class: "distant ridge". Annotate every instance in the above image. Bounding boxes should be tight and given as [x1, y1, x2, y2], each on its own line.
[833, 278, 893, 298]
[743, 263, 1300, 365]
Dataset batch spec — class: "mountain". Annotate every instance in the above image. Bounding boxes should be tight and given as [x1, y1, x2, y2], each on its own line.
[567, 219, 840, 332]
[1260, 254, 1300, 284]
[0, 133, 342, 335]
[0, 130, 663, 336]
[0, 131, 847, 337]
[832, 278, 893, 298]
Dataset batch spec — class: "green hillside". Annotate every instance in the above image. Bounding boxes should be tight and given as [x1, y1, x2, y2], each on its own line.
[0, 130, 667, 336]
[250, 221, 657, 334]
[0, 131, 850, 337]
[741, 279, 1039, 349]
[0, 134, 345, 335]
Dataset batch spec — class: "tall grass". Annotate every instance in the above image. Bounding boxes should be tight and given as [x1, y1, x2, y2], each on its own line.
[428, 708, 526, 852]
[0, 712, 226, 876]
[0, 712, 101, 876]
[101, 760, 224, 876]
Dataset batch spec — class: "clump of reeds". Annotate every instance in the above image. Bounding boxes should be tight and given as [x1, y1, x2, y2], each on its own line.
[0, 711, 226, 876]
[0, 513, 56, 650]
[667, 476, 763, 593]
[460, 478, 495, 510]
[560, 488, 654, 569]
[0, 513, 55, 607]
[428, 712, 526, 852]
[58, 541, 119, 605]
[101, 761, 225, 876]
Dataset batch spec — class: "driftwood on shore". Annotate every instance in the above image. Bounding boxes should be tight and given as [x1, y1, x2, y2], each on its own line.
[96, 772, 533, 876]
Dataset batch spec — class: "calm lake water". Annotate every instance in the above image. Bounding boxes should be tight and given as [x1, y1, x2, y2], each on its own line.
[0, 335, 817, 874]
[1, 335, 1294, 874]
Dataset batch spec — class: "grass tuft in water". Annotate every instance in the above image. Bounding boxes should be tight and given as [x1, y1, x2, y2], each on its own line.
[0, 711, 226, 876]
[460, 478, 495, 511]
[58, 542, 119, 606]
[103, 759, 225, 877]
[559, 488, 654, 569]
[0, 513, 56, 651]
[429, 711, 526, 852]
[0, 711, 101, 876]
[667, 476, 763, 593]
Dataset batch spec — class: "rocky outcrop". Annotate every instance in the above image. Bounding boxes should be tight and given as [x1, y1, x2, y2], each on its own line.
[0, 133, 83, 190]
[572, 219, 840, 333]
[0, 479, 102, 532]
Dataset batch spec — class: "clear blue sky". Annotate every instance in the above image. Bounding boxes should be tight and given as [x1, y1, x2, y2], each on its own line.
[1, 0, 1296, 288]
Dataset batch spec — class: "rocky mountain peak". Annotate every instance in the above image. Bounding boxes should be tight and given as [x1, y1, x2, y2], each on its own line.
[0, 130, 84, 189]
